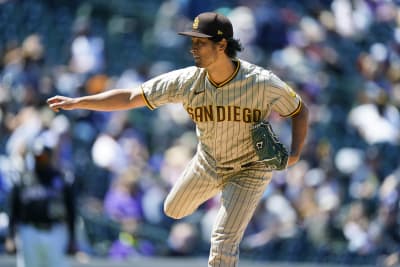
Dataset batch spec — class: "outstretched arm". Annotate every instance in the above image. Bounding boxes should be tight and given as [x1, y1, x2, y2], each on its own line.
[287, 103, 309, 167]
[47, 87, 146, 112]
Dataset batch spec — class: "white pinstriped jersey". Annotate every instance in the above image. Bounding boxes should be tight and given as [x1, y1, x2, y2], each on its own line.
[141, 59, 301, 168]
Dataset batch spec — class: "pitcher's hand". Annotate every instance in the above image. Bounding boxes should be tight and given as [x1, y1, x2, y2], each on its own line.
[47, 96, 78, 112]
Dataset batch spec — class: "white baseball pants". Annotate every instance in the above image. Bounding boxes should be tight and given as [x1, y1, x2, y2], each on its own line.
[164, 153, 272, 267]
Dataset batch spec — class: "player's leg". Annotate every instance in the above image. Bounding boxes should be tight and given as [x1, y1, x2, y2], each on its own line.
[16, 225, 41, 267]
[164, 154, 220, 219]
[45, 223, 70, 267]
[208, 168, 272, 267]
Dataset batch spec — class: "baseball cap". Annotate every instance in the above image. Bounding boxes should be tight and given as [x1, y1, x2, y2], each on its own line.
[179, 12, 233, 40]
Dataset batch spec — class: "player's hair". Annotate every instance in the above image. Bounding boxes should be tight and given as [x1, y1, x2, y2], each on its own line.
[211, 37, 243, 58]
[225, 38, 243, 58]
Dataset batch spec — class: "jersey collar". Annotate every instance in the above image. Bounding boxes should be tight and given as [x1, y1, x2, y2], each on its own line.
[207, 59, 240, 88]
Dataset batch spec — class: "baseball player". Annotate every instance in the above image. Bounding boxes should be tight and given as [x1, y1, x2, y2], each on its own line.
[47, 12, 309, 267]
[5, 136, 76, 267]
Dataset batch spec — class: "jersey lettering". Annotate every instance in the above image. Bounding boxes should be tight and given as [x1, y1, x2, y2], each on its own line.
[186, 106, 261, 123]
[217, 106, 225, 121]
[204, 105, 213, 121]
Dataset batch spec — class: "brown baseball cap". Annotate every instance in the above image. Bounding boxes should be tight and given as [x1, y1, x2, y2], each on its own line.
[179, 12, 233, 40]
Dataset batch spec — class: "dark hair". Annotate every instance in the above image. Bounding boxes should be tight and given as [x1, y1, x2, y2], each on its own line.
[211, 37, 243, 58]
[226, 38, 243, 58]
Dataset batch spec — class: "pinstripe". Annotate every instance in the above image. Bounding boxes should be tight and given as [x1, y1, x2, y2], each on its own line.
[209, 168, 272, 267]
[164, 154, 220, 219]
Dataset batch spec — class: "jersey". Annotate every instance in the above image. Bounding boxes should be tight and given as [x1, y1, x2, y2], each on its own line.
[141, 59, 302, 169]
[8, 169, 75, 231]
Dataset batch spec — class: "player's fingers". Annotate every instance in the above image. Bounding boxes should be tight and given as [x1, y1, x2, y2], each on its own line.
[48, 100, 65, 112]
[48, 103, 61, 112]
[47, 96, 71, 112]
[47, 95, 64, 104]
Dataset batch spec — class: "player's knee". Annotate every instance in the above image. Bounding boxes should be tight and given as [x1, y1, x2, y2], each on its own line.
[163, 201, 185, 219]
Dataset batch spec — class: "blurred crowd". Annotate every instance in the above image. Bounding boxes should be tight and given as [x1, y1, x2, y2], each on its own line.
[0, 0, 400, 266]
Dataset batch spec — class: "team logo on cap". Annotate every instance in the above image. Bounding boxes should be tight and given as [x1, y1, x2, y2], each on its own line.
[217, 30, 223, 35]
[193, 17, 199, 29]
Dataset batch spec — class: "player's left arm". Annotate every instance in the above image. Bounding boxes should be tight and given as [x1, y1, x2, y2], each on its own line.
[287, 102, 309, 167]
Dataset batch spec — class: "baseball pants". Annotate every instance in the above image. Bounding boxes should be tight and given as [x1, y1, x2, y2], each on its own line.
[16, 223, 69, 267]
[164, 153, 272, 267]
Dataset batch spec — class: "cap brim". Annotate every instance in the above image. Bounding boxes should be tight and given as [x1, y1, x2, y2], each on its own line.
[178, 31, 213, 38]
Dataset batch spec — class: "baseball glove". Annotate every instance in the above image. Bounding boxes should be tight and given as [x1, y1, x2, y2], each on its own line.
[251, 121, 289, 171]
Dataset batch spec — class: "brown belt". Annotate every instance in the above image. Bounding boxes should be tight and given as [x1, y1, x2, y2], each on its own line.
[216, 161, 261, 171]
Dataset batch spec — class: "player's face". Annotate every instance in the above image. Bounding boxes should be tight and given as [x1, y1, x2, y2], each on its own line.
[190, 37, 219, 68]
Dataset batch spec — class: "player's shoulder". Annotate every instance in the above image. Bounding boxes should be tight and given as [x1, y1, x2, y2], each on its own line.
[238, 59, 291, 91]
[185, 66, 205, 77]
[238, 59, 276, 81]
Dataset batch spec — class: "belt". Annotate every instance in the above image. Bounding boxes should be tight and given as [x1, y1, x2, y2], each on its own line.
[216, 161, 261, 171]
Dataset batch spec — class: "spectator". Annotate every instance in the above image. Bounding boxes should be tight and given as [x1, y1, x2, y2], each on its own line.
[69, 17, 105, 77]
[103, 166, 154, 259]
[104, 167, 144, 231]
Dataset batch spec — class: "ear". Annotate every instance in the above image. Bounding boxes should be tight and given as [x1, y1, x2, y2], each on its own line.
[218, 39, 227, 51]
